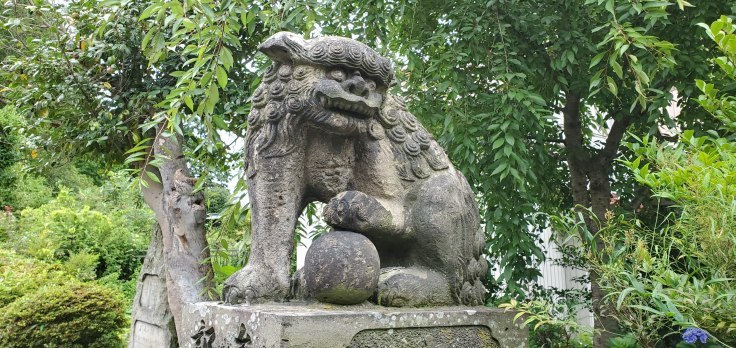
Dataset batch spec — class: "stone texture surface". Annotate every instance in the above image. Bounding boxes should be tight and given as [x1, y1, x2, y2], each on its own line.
[348, 326, 499, 347]
[182, 302, 527, 348]
[223, 31, 488, 307]
[302, 231, 380, 304]
[128, 225, 177, 348]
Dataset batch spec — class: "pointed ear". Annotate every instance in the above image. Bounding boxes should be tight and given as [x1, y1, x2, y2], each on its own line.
[258, 32, 307, 64]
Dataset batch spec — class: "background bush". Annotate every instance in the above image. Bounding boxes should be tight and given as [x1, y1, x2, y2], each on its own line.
[545, 131, 736, 348]
[0, 282, 127, 348]
[0, 106, 22, 208]
[0, 249, 71, 307]
[5, 173, 152, 282]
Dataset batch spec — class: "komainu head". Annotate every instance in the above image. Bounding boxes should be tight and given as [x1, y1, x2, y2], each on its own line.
[246, 32, 449, 181]
[247, 32, 393, 136]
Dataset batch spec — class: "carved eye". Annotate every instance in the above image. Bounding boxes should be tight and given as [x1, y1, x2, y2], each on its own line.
[328, 69, 346, 82]
[365, 79, 376, 90]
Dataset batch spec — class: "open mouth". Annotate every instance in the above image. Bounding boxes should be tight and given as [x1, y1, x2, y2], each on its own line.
[316, 93, 377, 118]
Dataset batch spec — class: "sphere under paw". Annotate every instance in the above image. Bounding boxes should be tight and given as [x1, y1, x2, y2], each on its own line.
[303, 231, 380, 305]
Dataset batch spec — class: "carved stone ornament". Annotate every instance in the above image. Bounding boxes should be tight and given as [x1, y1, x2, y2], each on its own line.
[190, 320, 215, 348]
[223, 32, 488, 307]
[235, 323, 253, 348]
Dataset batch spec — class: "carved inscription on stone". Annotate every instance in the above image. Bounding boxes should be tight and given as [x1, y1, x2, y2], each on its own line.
[235, 323, 253, 348]
[132, 320, 169, 348]
[138, 273, 163, 309]
[191, 320, 215, 348]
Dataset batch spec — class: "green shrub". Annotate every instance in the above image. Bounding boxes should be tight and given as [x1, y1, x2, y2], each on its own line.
[8, 186, 150, 281]
[550, 131, 736, 347]
[10, 168, 53, 210]
[0, 282, 127, 348]
[97, 271, 139, 304]
[608, 334, 641, 348]
[501, 296, 593, 348]
[0, 106, 22, 207]
[0, 213, 15, 243]
[45, 164, 95, 193]
[63, 250, 100, 281]
[0, 249, 71, 307]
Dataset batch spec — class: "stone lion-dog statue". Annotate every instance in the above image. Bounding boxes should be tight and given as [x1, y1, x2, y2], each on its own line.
[223, 32, 487, 307]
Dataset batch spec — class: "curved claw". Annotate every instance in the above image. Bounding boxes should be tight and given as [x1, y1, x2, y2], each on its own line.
[223, 284, 258, 305]
[222, 285, 250, 304]
[222, 284, 243, 304]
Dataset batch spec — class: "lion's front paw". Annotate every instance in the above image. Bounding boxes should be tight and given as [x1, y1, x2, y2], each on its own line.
[323, 191, 391, 233]
[222, 265, 290, 304]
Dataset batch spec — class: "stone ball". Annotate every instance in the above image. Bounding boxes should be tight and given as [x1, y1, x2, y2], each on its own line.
[303, 230, 380, 305]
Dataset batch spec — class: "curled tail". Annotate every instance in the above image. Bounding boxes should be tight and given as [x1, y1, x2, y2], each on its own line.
[453, 171, 488, 306]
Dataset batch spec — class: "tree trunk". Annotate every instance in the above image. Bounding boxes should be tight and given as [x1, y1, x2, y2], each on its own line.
[130, 129, 217, 347]
[562, 91, 630, 347]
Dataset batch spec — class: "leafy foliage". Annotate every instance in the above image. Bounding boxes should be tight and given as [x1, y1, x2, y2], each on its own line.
[0, 106, 22, 207]
[1, 0, 160, 165]
[550, 130, 736, 347]
[696, 15, 736, 132]
[0, 249, 72, 307]
[4, 5, 736, 343]
[6, 167, 53, 210]
[3, 170, 152, 281]
[501, 296, 594, 348]
[205, 185, 251, 291]
[0, 282, 127, 348]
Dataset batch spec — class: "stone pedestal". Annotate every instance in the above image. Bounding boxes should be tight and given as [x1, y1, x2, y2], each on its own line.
[182, 302, 527, 347]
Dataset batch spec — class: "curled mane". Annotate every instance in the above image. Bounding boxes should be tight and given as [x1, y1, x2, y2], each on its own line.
[377, 95, 450, 182]
[245, 62, 450, 182]
[245, 62, 310, 177]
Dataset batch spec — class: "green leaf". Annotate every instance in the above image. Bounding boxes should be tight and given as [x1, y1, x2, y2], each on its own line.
[184, 95, 194, 111]
[610, 60, 623, 79]
[607, 76, 618, 96]
[141, 30, 155, 51]
[220, 47, 234, 70]
[216, 66, 228, 89]
[505, 133, 516, 146]
[491, 162, 508, 176]
[146, 170, 162, 184]
[604, 0, 615, 14]
[492, 138, 505, 150]
[616, 287, 635, 309]
[205, 83, 219, 114]
[139, 4, 160, 20]
[527, 94, 546, 106]
[590, 52, 605, 68]
[199, 3, 215, 21]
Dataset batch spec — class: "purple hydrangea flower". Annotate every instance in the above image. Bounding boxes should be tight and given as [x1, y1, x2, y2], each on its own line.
[682, 327, 708, 344]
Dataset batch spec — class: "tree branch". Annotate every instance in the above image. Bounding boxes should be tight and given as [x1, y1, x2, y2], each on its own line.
[599, 114, 633, 166]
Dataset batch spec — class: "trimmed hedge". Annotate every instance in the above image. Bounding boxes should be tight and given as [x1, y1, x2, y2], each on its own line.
[0, 282, 127, 348]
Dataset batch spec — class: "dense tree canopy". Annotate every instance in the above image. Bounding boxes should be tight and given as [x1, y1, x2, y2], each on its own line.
[2, 0, 735, 346]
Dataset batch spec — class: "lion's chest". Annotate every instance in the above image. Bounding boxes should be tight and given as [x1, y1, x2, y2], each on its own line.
[304, 131, 357, 201]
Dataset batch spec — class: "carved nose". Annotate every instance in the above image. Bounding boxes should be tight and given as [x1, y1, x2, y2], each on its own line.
[343, 71, 368, 97]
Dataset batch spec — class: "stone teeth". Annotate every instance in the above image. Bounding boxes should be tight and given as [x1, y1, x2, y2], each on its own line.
[321, 98, 372, 116]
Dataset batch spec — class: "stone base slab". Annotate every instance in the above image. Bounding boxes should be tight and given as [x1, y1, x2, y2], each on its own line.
[182, 302, 527, 347]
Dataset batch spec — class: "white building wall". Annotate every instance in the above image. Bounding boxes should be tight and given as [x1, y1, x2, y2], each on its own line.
[537, 227, 593, 327]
